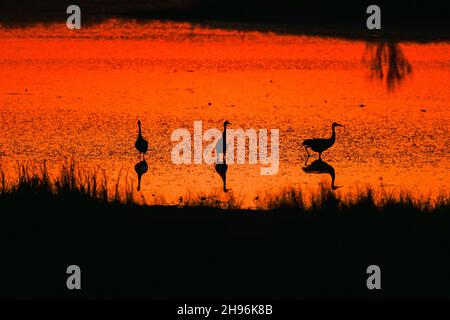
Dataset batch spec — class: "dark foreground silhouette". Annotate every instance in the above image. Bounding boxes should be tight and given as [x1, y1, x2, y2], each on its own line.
[0, 164, 449, 299]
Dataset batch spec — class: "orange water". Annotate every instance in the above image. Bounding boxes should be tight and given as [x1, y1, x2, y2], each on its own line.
[0, 20, 449, 206]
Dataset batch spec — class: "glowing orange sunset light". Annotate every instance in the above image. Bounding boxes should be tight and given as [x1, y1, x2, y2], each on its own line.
[0, 20, 449, 206]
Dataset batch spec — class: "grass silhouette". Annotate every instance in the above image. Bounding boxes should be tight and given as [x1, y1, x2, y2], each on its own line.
[1, 162, 449, 299]
[2, 162, 448, 212]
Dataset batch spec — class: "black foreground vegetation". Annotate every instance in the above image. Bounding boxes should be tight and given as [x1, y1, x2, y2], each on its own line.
[1, 164, 449, 299]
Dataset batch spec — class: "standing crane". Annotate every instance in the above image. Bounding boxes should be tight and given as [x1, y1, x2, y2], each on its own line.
[135, 120, 148, 160]
[302, 122, 343, 161]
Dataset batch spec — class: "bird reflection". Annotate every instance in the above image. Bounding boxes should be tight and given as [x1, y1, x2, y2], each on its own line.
[215, 120, 231, 192]
[303, 159, 341, 190]
[134, 159, 148, 191]
[363, 41, 412, 91]
[215, 163, 230, 192]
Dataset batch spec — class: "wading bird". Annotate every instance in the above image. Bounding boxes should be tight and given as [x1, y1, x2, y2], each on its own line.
[215, 121, 231, 192]
[302, 122, 343, 162]
[135, 120, 148, 159]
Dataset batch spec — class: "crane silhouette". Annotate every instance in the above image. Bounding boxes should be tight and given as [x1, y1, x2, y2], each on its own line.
[302, 122, 343, 162]
[134, 159, 148, 191]
[302, 159, 342, 190]
[135, 120, 148, 160]
[215, 121, 231, 192]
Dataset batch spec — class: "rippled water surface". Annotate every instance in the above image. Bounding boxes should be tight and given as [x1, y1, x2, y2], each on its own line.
[0, 21, 449, 206]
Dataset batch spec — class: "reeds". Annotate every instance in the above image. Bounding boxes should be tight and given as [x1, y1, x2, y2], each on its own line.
[257, 183, 449, 213]
[0, 161, 138, 207]
[0, 162, 449, 213]
[181, 189, 244, 210]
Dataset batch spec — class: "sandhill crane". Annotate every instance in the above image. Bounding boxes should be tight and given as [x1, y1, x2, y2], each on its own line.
[215, 121, 231, 192]
[302, 122, 343, 161]
[135, 120, 148, 159]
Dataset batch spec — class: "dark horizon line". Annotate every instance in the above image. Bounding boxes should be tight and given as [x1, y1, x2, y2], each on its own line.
[1, 0, 450, 42]
[2, 16, 450, 43]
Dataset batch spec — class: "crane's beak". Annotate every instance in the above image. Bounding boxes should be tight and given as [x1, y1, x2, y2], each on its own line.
[337, 123, 344, 127]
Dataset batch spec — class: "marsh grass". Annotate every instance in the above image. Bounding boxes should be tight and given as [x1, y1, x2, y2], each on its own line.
[0, 162, 449, 213]
[0, 161, 138, 207]
[181, 189, 244, 210]
[258, 183, 449, 213]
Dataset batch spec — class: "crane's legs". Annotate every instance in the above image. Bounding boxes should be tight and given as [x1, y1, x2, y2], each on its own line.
[304, 146, 311, 165]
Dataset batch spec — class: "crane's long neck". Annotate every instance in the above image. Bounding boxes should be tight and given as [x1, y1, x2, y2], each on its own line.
[138, 123, 142, 136]
[330, 126, 336, 142]
[223, 125, 227, 163]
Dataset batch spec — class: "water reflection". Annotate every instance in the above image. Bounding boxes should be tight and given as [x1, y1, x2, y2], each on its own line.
[303, 159, 341, 190]
[363, 41, 412, 91]
[215, 163, 230, 192]
[134, 159, 148, 191]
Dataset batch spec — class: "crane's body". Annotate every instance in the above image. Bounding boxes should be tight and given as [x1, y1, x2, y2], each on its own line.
[302, 122, 343, 160]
